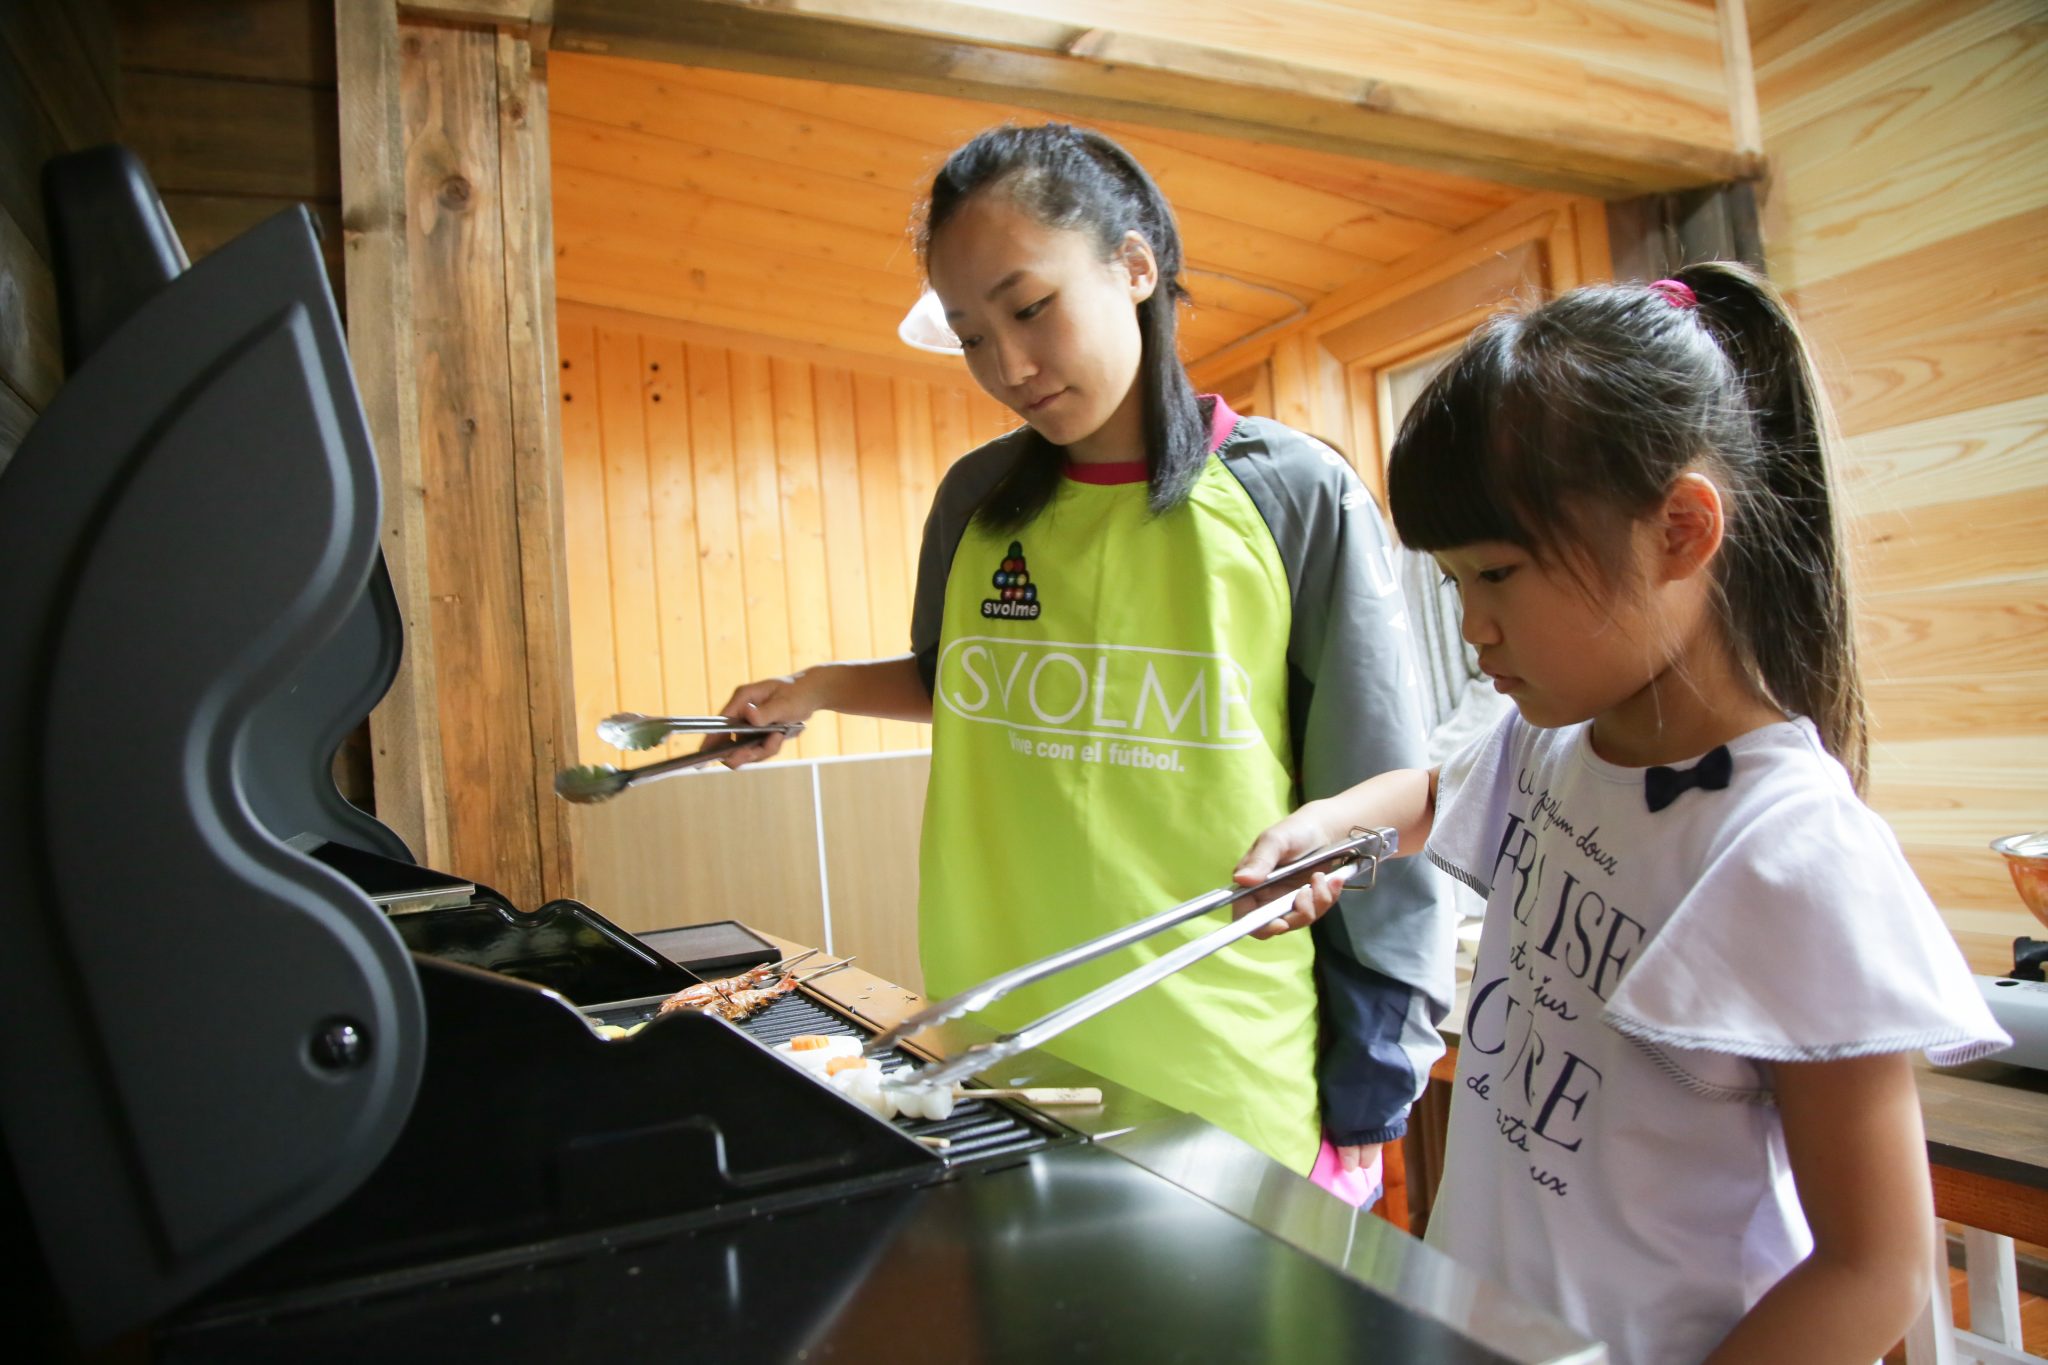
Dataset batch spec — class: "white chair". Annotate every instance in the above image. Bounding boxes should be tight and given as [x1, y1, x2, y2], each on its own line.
[1906, 1227, 2040, 1365]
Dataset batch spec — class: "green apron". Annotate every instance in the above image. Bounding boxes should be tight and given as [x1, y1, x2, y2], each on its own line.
[918, 457, 1320, 1171]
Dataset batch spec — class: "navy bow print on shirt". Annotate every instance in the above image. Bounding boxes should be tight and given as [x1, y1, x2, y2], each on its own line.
[1644, 745, 1734, 813]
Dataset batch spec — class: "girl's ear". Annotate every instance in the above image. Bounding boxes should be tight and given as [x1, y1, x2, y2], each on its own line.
[1116, 230, 1159, 305]
[1658, 471, 1726, 583]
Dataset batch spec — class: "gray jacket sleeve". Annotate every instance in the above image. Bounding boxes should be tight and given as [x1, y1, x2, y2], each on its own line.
[910, 430, 1031, 695]
[1222, 418, 1457, 1140]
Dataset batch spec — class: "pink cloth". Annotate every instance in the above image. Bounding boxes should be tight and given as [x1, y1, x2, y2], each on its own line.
[1308, 1137, 1383, 1209]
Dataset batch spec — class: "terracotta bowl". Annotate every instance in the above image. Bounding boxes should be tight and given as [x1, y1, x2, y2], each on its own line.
[1991, 832, 2048, 931]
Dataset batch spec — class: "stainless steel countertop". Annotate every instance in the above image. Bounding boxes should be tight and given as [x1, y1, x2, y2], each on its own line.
[791, 944, 1604, 1365]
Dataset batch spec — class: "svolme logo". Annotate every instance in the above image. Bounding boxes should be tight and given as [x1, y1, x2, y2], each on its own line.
[936, 636, 1260, 749]
[982, 539, 1041, 619]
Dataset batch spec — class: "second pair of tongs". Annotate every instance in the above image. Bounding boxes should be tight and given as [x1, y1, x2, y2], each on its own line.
[867, 829, 1396, 1090]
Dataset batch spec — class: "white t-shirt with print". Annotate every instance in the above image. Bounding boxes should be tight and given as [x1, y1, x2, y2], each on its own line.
[1423, 713, 2008, 1365]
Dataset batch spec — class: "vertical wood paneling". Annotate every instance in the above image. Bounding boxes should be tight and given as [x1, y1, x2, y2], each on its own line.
[595, 328, 663, 736]
[769, 356, 842, 757]
[558, 322, 618, 760]
[811, 363, 884, 755]
[685, 343, 752, 707]
[559, 307, 1015, 762]
[730, 348, 792, 690]
[644, 336, 707, 756]
[852, 372, 918, 752]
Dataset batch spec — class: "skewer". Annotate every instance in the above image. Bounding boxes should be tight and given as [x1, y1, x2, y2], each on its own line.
[952, 1086, 1101, 1105]
[915, 1135, 952, 1150]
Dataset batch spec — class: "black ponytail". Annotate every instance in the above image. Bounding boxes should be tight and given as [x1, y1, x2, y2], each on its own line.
[916, 124, 1206, 532]
[1388, 262, 1868, 790]
[1679, 261, 1866, 790]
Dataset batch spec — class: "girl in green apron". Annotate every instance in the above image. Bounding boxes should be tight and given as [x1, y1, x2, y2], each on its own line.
[714, 124, 1451, 1192]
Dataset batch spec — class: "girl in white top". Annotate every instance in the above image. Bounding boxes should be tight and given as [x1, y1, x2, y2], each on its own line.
[1230, 263, 2009, 1365]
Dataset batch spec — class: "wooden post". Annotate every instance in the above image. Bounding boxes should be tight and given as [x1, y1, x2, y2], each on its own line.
[339, 1, 575, 905]
[338, 0, 453, 868]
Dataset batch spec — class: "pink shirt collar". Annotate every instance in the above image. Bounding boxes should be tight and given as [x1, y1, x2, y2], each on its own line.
[1062, 394, 1241, 485]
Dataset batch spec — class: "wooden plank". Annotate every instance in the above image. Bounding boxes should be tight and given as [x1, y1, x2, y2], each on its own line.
[811, 365, 883, 754]
[116, 0, 338, 87]
[557, 320, 619, 766]
[556, 274, 942, 387]
[1902, 845, 2048, 915]
[556, 299, 971, 388]
[402, 19, 542, 905]
[768, 356, 841, 757]
[160, 192, 345, 294]
[730, 347, 793, 685]
[817, 752, 931, 991]
[495, 28, 578, 899]
[685, 344, 753, 709]
[893, 377, 939, 753]
[595, 329, 664, 743]
[1852, 486, 2048, 597]
[60, 0, 118, 111]
[0, 199, 61, 407]
[0, 39, 66, 260]
[570, 763, 825, 940]
[928, 385, 976, 475]
[550, 0, 1755, 196]
[1838, 395, 2048, 519]
[1716, 0, 1763, 156]
[339, 0, 451, 865]
[1857, 577, 2048, 679]
[1760, 20, 2048, 292]
[1753, 0, 2040, 136]
[851, 371, 916, 751]
[0, 0, 118, 152]
[549, 109, 917, 243]
[122, 70, 341, 201]
[1788, 208, 2048, 438]
[670, 65, 1468, 265]
[1869, 675, 2048, 745]
[641, 336, 709, 747]
[553, 163, 916, 280]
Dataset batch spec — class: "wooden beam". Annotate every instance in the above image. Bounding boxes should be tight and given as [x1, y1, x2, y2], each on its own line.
[337, 0, 454, 867]
[495, 28, 580, 901]
[549, 0, 1759, 196]
[1716, 0, 1764, 158]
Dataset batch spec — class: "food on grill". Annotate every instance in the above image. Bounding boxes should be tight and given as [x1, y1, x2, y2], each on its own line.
[825, 1055, 869, 1077]
[771, 1034, 861, 1076]
[655, 954, 852, 1024]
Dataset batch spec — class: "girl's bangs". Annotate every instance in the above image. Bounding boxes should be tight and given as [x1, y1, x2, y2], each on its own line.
[1387, 331, 1533, 553]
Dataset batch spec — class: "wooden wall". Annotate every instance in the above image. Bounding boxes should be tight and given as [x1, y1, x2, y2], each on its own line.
[557, 303, 1015, 763]
[0, 0, 119, 474]
[115, 0, 344, 299]
[1750, 0, 2048, 966]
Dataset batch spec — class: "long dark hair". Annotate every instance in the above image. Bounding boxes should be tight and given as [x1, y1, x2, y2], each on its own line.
[1387, 263, 1868, 790]
[916, 123, 1206, 531]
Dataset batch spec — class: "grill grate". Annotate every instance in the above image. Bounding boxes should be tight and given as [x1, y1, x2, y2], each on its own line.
[596, 990, 1063, 1166]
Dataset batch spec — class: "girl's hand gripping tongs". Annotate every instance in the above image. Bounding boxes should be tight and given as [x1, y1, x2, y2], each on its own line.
[866, 829, 1397, 1091]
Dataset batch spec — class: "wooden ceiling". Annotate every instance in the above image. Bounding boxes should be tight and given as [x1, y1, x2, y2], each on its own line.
[548, 53, 1531, 376]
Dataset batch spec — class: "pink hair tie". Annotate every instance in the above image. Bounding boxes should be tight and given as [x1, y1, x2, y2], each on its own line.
[1649, 278, 1698, 310]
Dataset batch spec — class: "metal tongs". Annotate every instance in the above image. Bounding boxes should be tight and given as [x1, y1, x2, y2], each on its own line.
[869, 828, 1397, 1090]
[554, 712, 806, 804]
[596, 711, 805, 751]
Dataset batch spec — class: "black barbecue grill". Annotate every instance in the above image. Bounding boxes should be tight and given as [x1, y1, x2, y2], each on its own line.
[0, 148, 1604, 1363]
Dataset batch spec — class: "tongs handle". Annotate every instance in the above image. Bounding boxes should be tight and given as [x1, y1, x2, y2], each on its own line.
[866, 829, 1396, 1070]
[599, 711, 804, 750]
